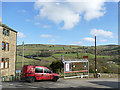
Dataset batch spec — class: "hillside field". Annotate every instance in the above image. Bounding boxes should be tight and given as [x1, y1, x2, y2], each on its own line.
[17, 44, 119, 74]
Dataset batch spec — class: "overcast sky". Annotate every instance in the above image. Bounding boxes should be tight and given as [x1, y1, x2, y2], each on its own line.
[2, 0, 118, 46]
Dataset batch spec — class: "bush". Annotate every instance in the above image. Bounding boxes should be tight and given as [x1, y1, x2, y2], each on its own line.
[50, 61, 63, 73]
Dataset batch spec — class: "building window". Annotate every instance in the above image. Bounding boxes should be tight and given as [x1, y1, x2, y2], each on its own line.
[3, 29, 10, 36]
[1, 58, 9, 69]
[5, 58, 9, 68]
[2, 42, 9, 51]
[6, 30, 9, 36]
[5, 43, 9, 51]
[3, 28, 6, 35]
[2, 42, 5, 51]
[1, 58, 4, 69]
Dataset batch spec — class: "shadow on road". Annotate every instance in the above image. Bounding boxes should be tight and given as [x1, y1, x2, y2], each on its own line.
[89, 81, 120, 88]
[2, 87, 119, 90]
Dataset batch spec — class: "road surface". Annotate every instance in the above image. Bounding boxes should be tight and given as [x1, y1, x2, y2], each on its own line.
[1, 78, 119, 89]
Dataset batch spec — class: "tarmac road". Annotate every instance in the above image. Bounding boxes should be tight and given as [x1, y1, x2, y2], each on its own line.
[1, 78, 119, 89]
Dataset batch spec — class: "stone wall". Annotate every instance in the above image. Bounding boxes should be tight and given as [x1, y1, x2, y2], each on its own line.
[89, 73, 118, 78]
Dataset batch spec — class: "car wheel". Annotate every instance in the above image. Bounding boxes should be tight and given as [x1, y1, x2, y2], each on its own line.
[53, 77, 58, 82]
[29, 77, 35, 83]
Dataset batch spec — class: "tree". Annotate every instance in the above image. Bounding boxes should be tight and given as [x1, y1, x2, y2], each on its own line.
[50, 61, 63, 73]
[36, 51, 54, 57]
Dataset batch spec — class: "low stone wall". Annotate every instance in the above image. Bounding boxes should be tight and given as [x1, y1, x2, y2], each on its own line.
[89, 73, 118, 78]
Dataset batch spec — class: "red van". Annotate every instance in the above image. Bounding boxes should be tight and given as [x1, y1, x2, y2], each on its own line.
[21, 65, 59, 83]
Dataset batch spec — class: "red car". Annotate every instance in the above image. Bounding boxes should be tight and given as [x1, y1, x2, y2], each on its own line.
[21, 65, 59, 83]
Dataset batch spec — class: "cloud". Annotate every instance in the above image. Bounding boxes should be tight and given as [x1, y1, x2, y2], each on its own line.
[83, 37, 95, 42]
[55, 36, 60, 38]
[99, 39, 107, 42]
[25, 19, 30, 22]
[35, 22, 40, 25]
[49, 39, 56, 42]
[40, 34, 52, 38]
[34, 0, 106, 30]
[43, 25, 51, 28]
[18, 32, 25, 38]
[109, 0, 120, 2]
[90, 28, 114, 38]
[71, 41, 83, 45]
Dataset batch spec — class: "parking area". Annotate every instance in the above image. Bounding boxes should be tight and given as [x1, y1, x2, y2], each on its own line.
[1, 78, 119, 89]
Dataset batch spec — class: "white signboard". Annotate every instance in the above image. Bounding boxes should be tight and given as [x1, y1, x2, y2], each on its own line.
[65, 63, 70, 72]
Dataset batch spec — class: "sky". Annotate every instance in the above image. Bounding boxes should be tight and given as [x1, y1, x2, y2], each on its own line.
[1, 0, 118, 46]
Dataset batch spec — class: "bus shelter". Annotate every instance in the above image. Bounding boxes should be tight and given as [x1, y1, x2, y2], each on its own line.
[63, 59, 89, 79]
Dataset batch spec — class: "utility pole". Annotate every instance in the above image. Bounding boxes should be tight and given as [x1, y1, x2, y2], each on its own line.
[22, 41, 24, 67]
[95, 36, 97, 78]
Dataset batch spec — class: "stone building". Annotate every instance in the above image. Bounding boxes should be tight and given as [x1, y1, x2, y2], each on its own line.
[0, 18, 17, 81]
